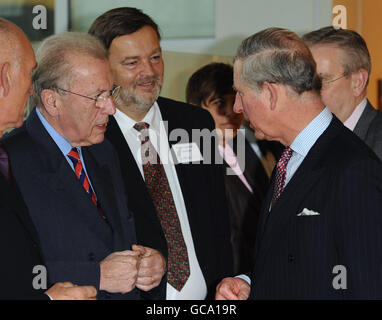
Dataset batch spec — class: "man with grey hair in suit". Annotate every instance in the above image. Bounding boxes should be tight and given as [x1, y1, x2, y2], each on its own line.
[303, 26, 382, 160]
[215, 27, 382, 300]
[0, 18, 96, 299]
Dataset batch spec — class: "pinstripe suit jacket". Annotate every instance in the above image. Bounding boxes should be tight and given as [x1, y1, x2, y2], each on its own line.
[353, 100, 382, 161]
[249, 116, 382, 299]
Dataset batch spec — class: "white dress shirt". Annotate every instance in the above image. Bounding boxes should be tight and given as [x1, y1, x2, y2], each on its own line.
[113, 103, 207, 300]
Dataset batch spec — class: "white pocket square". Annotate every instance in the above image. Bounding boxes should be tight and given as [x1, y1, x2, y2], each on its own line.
[297, 208, 320, 216]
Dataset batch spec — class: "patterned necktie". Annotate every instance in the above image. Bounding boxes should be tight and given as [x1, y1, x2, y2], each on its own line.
[134, 122, 190, 291]
[67, 147, 105, 219]
[271, 146, 293, 206]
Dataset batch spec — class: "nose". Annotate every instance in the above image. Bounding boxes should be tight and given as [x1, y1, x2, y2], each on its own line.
[233, 92, 243, 114]
[140, 59, 155, 77]
[99, 96, 116, 115]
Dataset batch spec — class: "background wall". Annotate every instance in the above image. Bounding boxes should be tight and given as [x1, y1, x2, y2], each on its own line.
[332, 0, 381, 109]
[1, 0, 380, 108]
[162, 0, 332, 102]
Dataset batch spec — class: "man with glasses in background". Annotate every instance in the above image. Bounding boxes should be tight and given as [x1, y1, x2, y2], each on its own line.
[303, 26, 382, 160]
[2, 32, 166, 300]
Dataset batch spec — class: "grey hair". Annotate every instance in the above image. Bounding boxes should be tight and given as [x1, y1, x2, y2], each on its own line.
[302, 26, 371, 85]
[31, 32, 107, 108]
[234, 27, 322, 95]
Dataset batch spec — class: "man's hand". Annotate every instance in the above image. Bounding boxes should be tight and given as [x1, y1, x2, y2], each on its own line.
[215, 277, 250, 300]
[99, 250, 140, 294]
[132, 244, 166, 291]
[45, 282, 97, 300]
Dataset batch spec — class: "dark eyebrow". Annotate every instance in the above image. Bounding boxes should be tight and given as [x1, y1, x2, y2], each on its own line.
[121, 56, 139, 64]
[120, 47, 162, 64]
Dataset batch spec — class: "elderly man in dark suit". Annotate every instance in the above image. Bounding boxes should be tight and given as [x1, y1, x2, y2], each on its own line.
[3, 31, 165, 300]
[216, 28, 382, 300]
[303, 26, 382, 160]
[89, 7, 233, 300]
[0, 19, 96, 299]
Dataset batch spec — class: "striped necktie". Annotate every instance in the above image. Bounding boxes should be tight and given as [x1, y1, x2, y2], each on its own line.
[67, 147, 105, 219]
[134, 122, 190, 291]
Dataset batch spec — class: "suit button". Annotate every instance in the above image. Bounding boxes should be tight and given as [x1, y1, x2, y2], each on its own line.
[88, 253, 95, 261]
[288, 254, 295, 262]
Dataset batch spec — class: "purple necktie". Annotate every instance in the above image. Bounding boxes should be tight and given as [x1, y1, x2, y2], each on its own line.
[0, 144, 12, 184]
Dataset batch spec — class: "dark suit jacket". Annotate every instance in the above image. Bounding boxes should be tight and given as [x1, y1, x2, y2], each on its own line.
[106, 96, 233, 299]
[0, 169, 48, 300]
[3, 109, 139, 300]
[250, 116, 382, 299]
[223, 137, 268, 275]
[353, 100, 382, 160]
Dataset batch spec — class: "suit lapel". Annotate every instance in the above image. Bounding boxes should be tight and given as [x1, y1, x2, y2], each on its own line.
[82, 146, 125, 242]
[157, 98, 200, 220]
[26, 109, 113, 247]
[254, 118, 341, 267]
[353, 100, 377, 140]
[106, 116, 158, 211]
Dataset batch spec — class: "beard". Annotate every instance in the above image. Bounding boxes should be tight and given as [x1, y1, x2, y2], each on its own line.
[118, 75, 162, 113]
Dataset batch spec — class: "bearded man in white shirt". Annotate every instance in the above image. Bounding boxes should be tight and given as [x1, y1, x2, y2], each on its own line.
[89, 7, 233, 300]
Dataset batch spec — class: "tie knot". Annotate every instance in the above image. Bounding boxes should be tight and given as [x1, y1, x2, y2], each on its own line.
[68, 147, 80, 160]
[277, 147, 293, 169]
[134, 122, 150, 132]
[281, 146, 293, 160]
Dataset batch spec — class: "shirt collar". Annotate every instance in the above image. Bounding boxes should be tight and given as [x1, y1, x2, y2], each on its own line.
[290, 106, 333, 157]
[36, 107, 78, 156]
[113, 101, 161, 135]
[343, 98, 367, 131]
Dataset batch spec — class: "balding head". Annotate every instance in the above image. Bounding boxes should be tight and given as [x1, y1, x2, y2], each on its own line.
[0, 19, 36, 135]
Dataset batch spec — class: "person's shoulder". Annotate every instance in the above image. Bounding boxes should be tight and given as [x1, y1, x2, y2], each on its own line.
[370, 107, 382, 131]
[1, 123, 30, 149]
[327, 117, 380, 167]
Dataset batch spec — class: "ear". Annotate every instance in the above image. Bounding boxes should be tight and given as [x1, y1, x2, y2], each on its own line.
[263, 81, 278, 111]
[40, 89, 60, 117]
[0, 62, 11, 98]
[351, 69, 368, 97]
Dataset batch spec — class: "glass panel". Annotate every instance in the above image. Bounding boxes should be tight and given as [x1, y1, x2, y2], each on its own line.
[0, 0, 54, 41]
[70, 0, 215, 39]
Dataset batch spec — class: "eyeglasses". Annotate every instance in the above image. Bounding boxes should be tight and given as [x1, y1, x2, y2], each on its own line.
[321, 73, 348, 85]
[54, 86, 121, 104]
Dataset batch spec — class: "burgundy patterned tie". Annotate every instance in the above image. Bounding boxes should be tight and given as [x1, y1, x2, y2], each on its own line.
[67, 148, 105, 219]
[271, 146, 293, 206]
[134, 122, 190, 291]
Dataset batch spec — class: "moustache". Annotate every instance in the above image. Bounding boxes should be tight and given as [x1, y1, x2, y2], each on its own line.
[133, 75, 161, 87]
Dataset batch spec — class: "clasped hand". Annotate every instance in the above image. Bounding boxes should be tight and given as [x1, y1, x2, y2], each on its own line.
[99, 245, 166, 294]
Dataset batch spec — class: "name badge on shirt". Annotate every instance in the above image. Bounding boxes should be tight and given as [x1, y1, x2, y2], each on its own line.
[172, 142, 204, 164]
